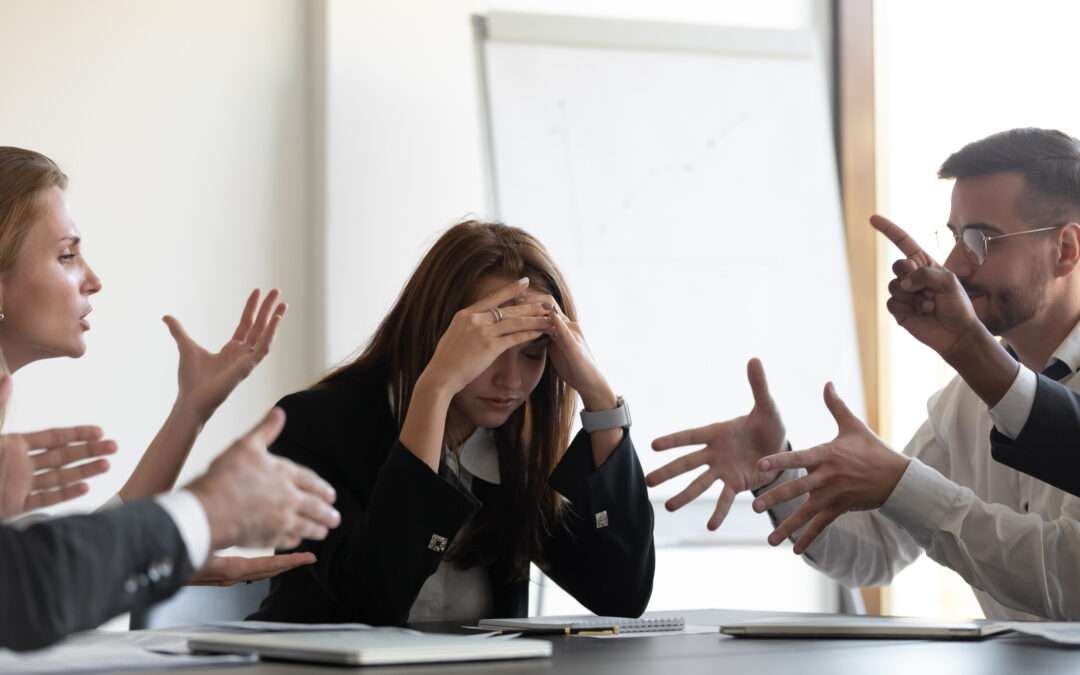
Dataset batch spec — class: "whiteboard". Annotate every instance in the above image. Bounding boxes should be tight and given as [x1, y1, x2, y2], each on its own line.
[477, 13, 863, 496]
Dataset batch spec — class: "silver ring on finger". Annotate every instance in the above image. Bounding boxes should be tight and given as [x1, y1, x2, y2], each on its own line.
[489, 307, 503, 323]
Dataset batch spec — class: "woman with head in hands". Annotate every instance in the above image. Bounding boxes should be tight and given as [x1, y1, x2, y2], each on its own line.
[251, 220, 654, 624]
[0, 146, 308, 584]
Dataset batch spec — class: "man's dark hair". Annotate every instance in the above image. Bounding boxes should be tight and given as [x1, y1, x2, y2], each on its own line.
[939, 128, 1080, 225]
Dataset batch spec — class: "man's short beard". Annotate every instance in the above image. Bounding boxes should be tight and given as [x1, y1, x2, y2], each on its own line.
[977, 258, 1051, 336]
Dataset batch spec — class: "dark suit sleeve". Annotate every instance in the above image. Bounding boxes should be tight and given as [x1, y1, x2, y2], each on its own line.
[0, 500, 193, 651]
[258, 394, 481, 625]
[541, 429, 655, 617]
[991, 373, 1080, 497]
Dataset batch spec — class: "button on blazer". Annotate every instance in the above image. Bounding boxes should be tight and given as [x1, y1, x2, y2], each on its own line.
[250, 365, 655, 624]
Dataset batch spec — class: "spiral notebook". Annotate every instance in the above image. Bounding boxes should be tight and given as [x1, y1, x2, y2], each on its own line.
[478, 615, 685, 635]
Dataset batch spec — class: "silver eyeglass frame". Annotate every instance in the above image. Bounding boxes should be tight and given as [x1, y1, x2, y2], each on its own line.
[942, 223, 1066, 266]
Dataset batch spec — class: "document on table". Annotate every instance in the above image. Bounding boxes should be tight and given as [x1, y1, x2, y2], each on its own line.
[1002, 622, 1080, 645]
[0, 631, 254, 673]
[204, 620, 374, 632]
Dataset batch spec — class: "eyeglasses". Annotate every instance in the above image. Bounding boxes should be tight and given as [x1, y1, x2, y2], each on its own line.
[937, 224, 1065, 266]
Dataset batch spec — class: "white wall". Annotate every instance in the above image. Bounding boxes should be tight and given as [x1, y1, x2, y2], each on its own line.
[319, 0, 831, 366]
[0, 0, 314, 507]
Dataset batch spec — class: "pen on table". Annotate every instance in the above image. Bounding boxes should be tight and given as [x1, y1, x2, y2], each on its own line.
[572, 628, 619, 637]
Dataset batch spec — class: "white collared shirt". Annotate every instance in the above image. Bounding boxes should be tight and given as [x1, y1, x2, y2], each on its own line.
[407, 428, 499, 624]
[6, 491, 210, 571]
[767, 319, 1080, 620]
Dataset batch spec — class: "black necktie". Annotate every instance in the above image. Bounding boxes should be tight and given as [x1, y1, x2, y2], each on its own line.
[1042, 358, 1073, 382]
[1004, 346, 1072, 381]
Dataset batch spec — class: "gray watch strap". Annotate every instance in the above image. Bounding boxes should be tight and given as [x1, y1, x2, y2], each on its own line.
[580, 396, 631, 432]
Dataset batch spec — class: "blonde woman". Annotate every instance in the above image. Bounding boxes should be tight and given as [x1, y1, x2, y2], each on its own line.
[0, 146, 307, 584]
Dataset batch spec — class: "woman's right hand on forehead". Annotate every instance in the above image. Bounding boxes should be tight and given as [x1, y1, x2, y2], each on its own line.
[420, 277, 554, 396]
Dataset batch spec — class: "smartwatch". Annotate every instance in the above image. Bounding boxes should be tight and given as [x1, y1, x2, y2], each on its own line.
[580, 396, 631, 432]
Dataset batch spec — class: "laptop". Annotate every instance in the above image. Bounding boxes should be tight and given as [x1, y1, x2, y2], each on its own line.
[188, 627, 553, 666]
[720, 616, 1012, 641]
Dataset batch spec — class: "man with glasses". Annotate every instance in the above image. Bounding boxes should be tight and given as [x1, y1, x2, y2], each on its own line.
[878, 212, 1080, 498]
[649, 128, 1080, 620]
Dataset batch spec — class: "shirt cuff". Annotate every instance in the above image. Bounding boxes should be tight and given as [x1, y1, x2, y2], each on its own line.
[155, 490, 211, 570]
[988, 364, 1037, 440]
[762, 468, 806, 526]
[878, 458, 962, 534]
[98, 494, 125, 510]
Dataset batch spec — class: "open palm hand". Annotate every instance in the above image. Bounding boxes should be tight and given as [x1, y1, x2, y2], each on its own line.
[647, 359, 787, 530]
[165, 289, 287, 421]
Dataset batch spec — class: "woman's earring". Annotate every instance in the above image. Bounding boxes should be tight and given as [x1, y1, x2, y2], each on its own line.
[0, 310, 6, 321]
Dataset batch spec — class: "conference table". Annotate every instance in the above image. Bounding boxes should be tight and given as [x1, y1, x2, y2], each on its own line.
[119, 609, 1080, 674]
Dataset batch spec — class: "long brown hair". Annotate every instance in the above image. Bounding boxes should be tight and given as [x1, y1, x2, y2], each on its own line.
[322, 220, 577, 577]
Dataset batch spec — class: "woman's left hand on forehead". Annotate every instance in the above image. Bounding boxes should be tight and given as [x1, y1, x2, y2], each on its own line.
[525, 293, 613, 407]
[164, 289, 288, 421]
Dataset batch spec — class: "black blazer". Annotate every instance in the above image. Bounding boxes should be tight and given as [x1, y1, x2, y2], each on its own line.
[991, 372, 1080, 497]
[251, 367, 655, 624]
[0, 500, 192, 651]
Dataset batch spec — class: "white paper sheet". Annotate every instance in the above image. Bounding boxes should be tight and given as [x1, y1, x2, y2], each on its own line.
[1003, 622, 1080, 645]
[0, 631, 254, 673]
[204, 620, 373, 632]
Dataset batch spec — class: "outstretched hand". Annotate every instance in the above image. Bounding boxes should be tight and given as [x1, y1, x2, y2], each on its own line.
[165, 289, 287, 421]
[646, 359, 787, 530]
[752, 382, 908, 554]
[186, 407, 340, 551]
[189, 552, 316, 586]
[0, 377, 116, 518]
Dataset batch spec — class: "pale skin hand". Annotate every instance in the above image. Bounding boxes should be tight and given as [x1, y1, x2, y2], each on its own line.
[646, 359, 786, 530]
[523, 291, 620, 467]
[167, 288, 288, 421]
[0, 377, 117, 518]
[872, 214, 1017, 406]
[752, 382, 909, 555]
[400, 278, 552, 472]
[118, 289, 287, 502]
[188, 552, 316, 586]
[872, 214, 985, 356]
[186, 407, 340, 551]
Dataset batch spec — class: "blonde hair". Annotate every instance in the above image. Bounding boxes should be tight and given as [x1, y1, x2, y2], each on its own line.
[0, 147, 69, 425]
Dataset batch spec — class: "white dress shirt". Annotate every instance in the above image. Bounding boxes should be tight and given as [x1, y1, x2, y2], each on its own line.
[407, 428, 498, 624]
[767, 319, 1080, 620]
[152, 491, 211, 570]
[9, 491, 210, 571]
[96, 492, 210, 570]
